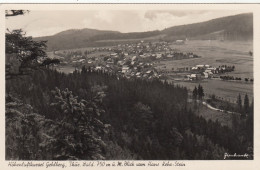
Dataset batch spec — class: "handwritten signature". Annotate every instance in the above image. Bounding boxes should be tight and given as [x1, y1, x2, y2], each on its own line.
[224, 153, 249, 159]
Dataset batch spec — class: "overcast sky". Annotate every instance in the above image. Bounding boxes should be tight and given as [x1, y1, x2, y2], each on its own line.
[5, 10, 248, 37]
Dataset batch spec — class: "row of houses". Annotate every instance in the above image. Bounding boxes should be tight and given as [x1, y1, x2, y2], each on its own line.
[186, 64, 235, 81]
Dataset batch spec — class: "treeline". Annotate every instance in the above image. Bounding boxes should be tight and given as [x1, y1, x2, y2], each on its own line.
[220, 75, 253, 82]
[6, 68, 253, 160]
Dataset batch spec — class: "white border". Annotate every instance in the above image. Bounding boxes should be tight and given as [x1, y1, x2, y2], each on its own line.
[1, 3, 259, 170]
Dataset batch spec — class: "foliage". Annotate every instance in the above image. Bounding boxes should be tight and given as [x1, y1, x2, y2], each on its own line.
[6, 69, 254, 160]
[5, 29, 49, 78]
[237, 94, 242, 112]
[5, 10, 29, 17]
[197, 84, 204, 100]
[244, 94, 250, 115]
[6, 87, 108, 160]
[192, 86, 198, 100]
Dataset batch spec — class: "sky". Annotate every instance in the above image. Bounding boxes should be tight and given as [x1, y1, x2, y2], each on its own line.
[5, 10, 248, 37]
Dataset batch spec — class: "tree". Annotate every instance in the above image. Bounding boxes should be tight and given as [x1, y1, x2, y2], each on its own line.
[41, 58, 60, 68]
[237, 94, 242, 113]
[132, 102, 154, 134]
[6, 29, 47, 71]
[192, 86, 198, 100]
[244, 94, 250, 116]
[250, 97, 254, 115]
[5, 11, 56, 79]
[197, 84, 204, 100]
[5, 10, 29, 17]
[49, 87, 108, 160]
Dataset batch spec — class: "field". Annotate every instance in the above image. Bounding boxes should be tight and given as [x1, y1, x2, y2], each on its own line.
[168, 40, 253, 78]
[189, 103, 234, 128]
[174, 79, 253, 104]
[155, 40, 253, 103]
[55, 66, 76, 74]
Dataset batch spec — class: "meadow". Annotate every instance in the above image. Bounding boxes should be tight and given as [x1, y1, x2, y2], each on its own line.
[169, 40, 253, 78]
[175, 79, 253, 103]
[158, 40, 253, 103]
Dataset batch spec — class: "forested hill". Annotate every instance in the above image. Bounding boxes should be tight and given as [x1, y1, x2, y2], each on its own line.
[162, 13, 253, 41]
[33, 28, 120, 51]
[34, 13, 252, 51]
[6, 68, 253, 160]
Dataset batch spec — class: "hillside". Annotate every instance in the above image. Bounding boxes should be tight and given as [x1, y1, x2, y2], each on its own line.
[162, 13, 253, 41]
[34, 28, 120, 51]
[6, 69, 253, 160]
[35, 13, 253, 51]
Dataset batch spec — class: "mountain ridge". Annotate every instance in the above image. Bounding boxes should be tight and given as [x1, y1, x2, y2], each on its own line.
[34, 13, 253, 51]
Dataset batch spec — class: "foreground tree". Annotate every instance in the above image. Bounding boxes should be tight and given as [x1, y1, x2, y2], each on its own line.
[5, 10, 29, 17]
[48, 87, 108, 160]
[6, 87, 109, 160]
[6, 11, 59, 79]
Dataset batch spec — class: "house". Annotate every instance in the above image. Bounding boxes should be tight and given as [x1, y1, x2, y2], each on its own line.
[117, 61, 125, 66]
[146, 70, 153, 75]
[192, 67, 198, 70]
[107, 59, 114, 64]
[203, 72, 209, 78]
[190, 74, 202, 80]
[176, 40, 185, 45]
[196, 65, 205, 68]
[136, 72, 141, 76]
[206, 67, 216, 74]
[110, 53, 117, 56]
[190, 74, 197, 80]
[156, 54, 162, 59]
[167, 54, 173, 58]
[78, 59, 85, 63]
[132, 56, 137, 61]
[95, 66, 102, 70]
[122, 65, 130, 73]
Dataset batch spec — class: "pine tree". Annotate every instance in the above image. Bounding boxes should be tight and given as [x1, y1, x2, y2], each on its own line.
[192, 86, 198, 100]
[250, 97, 254, 115]
[49, 87, 108, 160]
[197, 84, 204, 100]
[244, 94, 249, 116]
[237, 94, 242, 112]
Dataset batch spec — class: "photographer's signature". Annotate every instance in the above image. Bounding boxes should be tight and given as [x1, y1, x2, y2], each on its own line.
[224, 153, 249, 159]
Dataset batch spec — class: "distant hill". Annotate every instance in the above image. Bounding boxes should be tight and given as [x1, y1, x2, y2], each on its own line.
[162, 13, 253, 41]
[34, 28, 120, 51]
[35, 13, 253, 51]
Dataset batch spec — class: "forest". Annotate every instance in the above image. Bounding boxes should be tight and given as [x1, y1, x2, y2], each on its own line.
[5, 10, 253, 160]
[6, 67, 253, 160]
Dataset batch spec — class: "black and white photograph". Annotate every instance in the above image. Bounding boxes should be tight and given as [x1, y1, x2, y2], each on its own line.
[4, 4, 255, 162]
